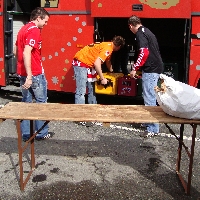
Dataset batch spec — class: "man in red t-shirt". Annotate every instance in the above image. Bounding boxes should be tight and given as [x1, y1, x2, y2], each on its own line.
[14, 7, 54, 141]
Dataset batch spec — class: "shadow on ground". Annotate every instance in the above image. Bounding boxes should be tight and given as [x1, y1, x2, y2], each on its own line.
[0, 133, 199, 200]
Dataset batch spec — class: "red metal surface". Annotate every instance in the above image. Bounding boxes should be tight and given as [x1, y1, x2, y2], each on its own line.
[47, 0, 91, 11]
[41, 13, 94, 92]
[189, 16, 200, 87]
[0, 0, 6, 86]
[192, 0, 200, 12]
[1, 0, 200, 90]
[91, 0, 191, 18]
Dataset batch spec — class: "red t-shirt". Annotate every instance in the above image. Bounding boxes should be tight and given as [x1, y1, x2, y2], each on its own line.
[16, 22, 43, 76]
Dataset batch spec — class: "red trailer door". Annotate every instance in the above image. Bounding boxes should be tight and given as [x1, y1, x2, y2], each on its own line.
[0, 0, 6, 86]
[91, 0, 191, 18]
[189, 16, 200, 87]
[41, 0, 94, 93]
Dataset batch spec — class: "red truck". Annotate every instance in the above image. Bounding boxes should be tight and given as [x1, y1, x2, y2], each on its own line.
[0, 0, 199, 96]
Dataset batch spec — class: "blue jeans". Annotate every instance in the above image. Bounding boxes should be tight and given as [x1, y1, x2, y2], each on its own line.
[19, 74, 49, 140]
[73, 66, 97, 104]
[142, 72, 160, 133]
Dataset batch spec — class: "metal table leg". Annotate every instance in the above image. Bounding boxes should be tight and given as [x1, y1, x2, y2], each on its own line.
[16, 120, 50, 191]
[165, 123, 197, 195]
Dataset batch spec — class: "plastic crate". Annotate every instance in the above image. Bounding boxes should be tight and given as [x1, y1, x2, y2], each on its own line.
[95, 73, 124, 95]
[117, 76, 137, 96]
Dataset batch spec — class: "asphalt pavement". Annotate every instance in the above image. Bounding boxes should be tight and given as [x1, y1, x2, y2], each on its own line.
[0, 83, 200, 200]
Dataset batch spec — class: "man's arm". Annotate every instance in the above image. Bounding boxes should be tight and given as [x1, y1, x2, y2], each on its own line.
[22, 45, 33, 89]
[132, 48, 149, 71]
[130, 48, 149, 78]
[105, 59, 113, 72]
[13, 45, 17, 57]
[23, 45, 33, 79]
[94, 57, 108, 85]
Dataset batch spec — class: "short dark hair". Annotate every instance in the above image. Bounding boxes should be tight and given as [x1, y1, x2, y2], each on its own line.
[112, 36, 125, 48]
[128, 15, 141, 26]
[30, 7, 50, 21]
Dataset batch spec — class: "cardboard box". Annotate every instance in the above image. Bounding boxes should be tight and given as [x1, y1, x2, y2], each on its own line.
[95, 73, 124, 95]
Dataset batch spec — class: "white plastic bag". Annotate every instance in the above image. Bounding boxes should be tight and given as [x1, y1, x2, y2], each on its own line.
[155, 74, 200, 119]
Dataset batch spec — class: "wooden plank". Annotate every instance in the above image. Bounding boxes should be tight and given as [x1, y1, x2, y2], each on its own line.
[0, 102, 199, 124]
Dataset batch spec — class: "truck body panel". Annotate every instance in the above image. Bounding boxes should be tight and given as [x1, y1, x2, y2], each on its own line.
[91, 0, 191, 18]
[1, 0, 200, 96]
[41, 14, 94, 92]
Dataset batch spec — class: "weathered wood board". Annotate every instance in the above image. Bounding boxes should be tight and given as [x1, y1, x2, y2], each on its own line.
[0, 102, 199, 124]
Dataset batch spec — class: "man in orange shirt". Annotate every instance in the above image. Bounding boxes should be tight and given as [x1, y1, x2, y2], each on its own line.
[72, 36, 125, 105]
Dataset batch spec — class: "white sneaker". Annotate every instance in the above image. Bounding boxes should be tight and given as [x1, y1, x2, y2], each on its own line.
[140, 131, 158, 138]
[36, 132, 55, 141]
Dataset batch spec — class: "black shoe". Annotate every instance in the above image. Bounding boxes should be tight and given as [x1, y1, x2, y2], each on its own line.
[85, 122, 93, 127]
[139, 131, 158, 138]
[36, 132, 55, 141]
[75, 121, 93, 127]
[130, 123, 146, 129]
[23, 138, 30, 142]
[75, 121, 86, 126]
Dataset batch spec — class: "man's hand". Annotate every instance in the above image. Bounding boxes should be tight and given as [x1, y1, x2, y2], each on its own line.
[101, 78, 108, 85]
[22, 78, 32, 89]
[130, 70, 137, 78]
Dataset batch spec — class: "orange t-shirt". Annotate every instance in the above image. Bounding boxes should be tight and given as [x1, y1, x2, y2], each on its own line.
[74, 42, 113, 67]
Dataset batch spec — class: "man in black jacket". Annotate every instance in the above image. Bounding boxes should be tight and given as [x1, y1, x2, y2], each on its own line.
[128, 15, 164, 137]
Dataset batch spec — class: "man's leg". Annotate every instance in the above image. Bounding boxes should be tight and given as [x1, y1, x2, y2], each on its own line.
[31, 74, 49, 139]
[19, 76, 33, 141]
[87, 81, 97, 104]
[142, 72, 160, 134]
[73, 66, 88, 104]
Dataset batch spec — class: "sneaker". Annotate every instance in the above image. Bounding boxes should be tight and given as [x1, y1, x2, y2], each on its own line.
[75, 121, 86, 126]
[130, 123, 146, 129]
[23, 138, 30, 142]
[75, 121, 93, 127]
[36, 132, 55, 141]
[140, 131, 158, 138]
[85, 122, 93, 127]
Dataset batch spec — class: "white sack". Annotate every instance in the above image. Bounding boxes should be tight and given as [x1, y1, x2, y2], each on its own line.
[156, 74, 200, 119]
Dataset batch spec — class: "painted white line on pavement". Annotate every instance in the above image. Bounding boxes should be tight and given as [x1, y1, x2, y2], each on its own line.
[95, 123, 200, 142]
